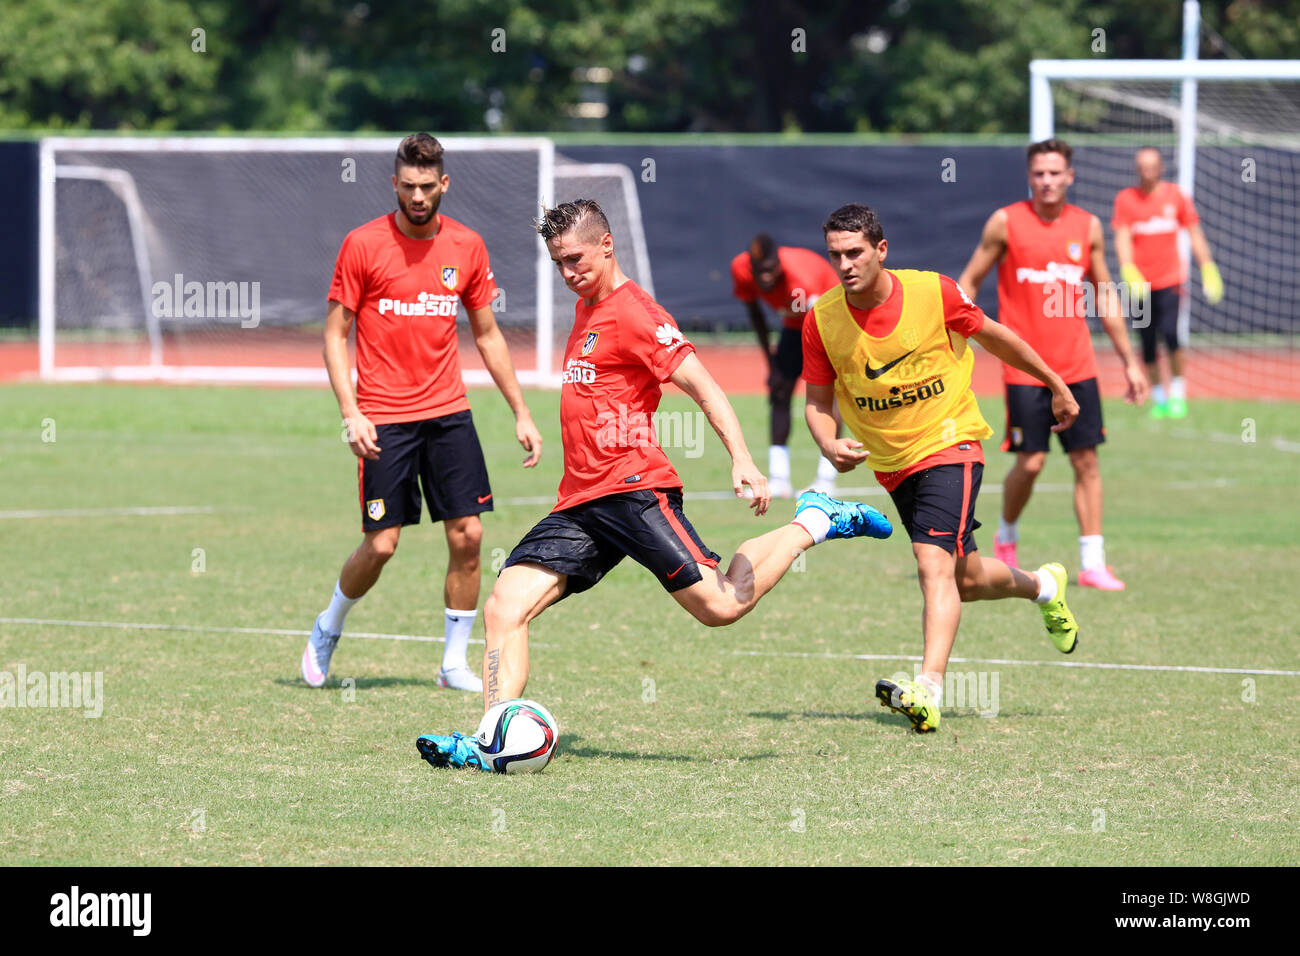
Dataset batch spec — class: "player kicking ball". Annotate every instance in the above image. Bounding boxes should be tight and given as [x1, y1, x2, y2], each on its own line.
[417, 200, 892, 770]
[805, 204, 1081, 734]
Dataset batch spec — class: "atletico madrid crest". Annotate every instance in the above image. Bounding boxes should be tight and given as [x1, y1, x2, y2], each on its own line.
[441, 266, 459, 291]
[581, 331, 599, 356]
[1067, 242, 1083, 262]
[367, 499, 386, 520]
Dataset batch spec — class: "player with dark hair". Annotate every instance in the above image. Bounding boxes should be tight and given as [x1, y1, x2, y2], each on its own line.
[301, 133, 544, 692]
[416, 199, 893, 769]
[808, 203, 1081, 734]
[959, 138, 1148, 592]
[731, 234, 842, 495]
[1112, 146, 1223, 420]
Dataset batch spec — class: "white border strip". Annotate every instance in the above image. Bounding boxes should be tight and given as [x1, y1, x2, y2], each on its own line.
[727, 648, 1299, 678]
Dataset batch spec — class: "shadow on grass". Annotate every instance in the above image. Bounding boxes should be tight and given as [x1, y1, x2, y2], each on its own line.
[558, 733, 779, 763]
[272, 676, 441, 691]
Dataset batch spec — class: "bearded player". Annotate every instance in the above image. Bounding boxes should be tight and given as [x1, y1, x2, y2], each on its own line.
[301, 133, 543, 692]
[807, 203, 1081, 734]
[1113, 146, 1224, 420]
[417, 200, 893, 769]
[959, 138, 1148, 592]
[731, 235, 843, 495]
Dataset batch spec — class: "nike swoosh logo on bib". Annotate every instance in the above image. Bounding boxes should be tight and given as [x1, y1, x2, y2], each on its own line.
[864, 349, 916, 380]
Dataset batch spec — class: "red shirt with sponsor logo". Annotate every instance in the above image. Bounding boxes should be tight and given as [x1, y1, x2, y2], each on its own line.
[554, 281, 696, 512]
[731, 246, 840, 329]
[329, 212, 498, 424]
[802, 271, 987, 491]
[1111, 182, 1198, 290]
[995, 201, 1099, 386]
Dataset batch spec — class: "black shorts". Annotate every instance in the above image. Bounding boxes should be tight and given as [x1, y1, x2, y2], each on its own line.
[358, 410, 493, 531]
[1136, 285, 1183, 364]
[772, 326, 804, 387]
[501, 488, 722, 599]
[888, 462, 983, 557]
[1002, 378, 1105, 454]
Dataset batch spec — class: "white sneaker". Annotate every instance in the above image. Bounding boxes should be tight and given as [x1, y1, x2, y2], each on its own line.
[436, 666, 483, 693]
[770, 477, 794, 499]
[301, 613, 339, 688]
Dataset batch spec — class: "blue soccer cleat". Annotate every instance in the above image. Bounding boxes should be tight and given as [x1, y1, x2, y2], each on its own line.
[416, 732, 491, 772]
[795, 490, 893, 540]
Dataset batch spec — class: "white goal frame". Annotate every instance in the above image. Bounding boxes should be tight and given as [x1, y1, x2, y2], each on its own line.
[38, 136, 556, 385]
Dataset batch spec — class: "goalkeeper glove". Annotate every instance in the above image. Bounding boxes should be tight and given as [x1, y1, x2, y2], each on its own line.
[1201, 261, 1224, 305]
[1120, 263, 1149, 297]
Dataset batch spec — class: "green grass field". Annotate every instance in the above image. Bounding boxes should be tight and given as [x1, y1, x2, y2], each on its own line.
[2, 383, 1297, 865]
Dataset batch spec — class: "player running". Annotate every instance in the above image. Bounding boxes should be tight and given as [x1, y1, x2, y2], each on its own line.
[417, 199, 892, 769]
[959, 138, 1148, 592]
[808, 203, 1081, 734]
[731, 235, 843, 495]
[301, 133, 543, 693]
[1112, 146, 1223, 419]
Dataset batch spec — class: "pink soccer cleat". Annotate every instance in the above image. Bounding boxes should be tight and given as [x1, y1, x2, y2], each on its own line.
[993, 533, 1018, 569]
[1078, 566, 1126, 591]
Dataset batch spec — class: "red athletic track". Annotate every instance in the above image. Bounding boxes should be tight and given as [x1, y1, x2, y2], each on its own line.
[3, 336, 1298, 400]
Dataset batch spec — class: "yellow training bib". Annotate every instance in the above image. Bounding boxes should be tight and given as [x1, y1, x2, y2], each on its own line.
[812, 270, 991, 473]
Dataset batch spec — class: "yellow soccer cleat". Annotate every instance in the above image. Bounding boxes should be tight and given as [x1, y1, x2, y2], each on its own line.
[1038, 562, 1079, 654]
[875, 678, 941, 733]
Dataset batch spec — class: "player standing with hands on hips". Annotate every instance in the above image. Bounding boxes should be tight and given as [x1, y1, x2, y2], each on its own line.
[959, 138, 1148, 592]
[806, 203, 1082, 734]
[301, 133, 543, 692]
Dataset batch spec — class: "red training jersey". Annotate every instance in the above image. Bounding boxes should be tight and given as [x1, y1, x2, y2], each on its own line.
[329, 212, 498, 425]
[995, 201, 1099, 386]
[1111, 182, 1198, 291]
[731, 246, 840, 330]
[554, 281, 696, 512]
[802, 270, 987, 492]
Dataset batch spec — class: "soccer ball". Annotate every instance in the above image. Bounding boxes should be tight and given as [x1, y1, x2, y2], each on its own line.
[473, 699, 560, 774]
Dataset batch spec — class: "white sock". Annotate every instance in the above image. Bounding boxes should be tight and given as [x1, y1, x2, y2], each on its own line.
[793, 508, 831, 545]
[1079, 534, 1106, 572]
[816, 455, 838, 485]
[1152, 383, 1168, 404]
[917, 673, 943, 707]
[442, 608, 477, 671]
[997, 517, 1018, 543]
[321, 581, 359, 636]
[1034, 568, 1058, 605]
[1169, 376, 1186, 400]
[769, 445, 791, 483]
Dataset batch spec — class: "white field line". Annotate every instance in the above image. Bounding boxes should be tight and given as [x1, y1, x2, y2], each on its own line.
[0, 617, 554, 647]
[0, 505, 230, 519]
[726, 648, 1299, 678]
[1168, 426, 1300, 453]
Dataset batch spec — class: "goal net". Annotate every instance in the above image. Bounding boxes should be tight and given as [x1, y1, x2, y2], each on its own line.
[39, 136, 556, 385]
[1031, 59, 1300, 401]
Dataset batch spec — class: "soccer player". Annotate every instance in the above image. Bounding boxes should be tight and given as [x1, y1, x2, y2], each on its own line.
[731, 235, 843, 495]
[808, 203, 1081, 734]
[959, 138, 1149, 592]
[301, 133, 544, 693]
[416, 199, 893, 769]
[1112, 146, 1223, 419]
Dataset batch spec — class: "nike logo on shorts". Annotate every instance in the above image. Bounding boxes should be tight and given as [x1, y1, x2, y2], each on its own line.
[477, 493, 492, 504]
[927, 528, 953, 537]
[666, 562, 688, 579]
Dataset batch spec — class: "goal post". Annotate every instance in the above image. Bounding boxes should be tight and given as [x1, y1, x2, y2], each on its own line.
[38, 135, 557, 385]
[1029, 56, 1300, 400]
